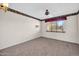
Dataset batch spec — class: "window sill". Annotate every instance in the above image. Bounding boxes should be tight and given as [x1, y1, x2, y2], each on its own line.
[46, 31, 65, 33]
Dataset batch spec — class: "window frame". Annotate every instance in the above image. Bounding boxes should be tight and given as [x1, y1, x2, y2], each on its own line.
[46, 20, 65, 33]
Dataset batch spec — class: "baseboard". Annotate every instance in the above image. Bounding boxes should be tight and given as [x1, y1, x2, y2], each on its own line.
[0, 35, 79, 50]
[0, 33, 40, 50]
[41, 36, 79, 45]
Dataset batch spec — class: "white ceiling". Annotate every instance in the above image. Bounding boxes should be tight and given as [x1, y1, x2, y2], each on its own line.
[9, 3, 79, 19]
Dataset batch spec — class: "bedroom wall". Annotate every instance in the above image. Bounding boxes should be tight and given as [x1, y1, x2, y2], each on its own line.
[0, 10, 41, 50]
[41, 15, 79, 44]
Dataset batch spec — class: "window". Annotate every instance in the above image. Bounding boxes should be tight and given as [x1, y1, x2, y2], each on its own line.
[47, 20, 65, 33]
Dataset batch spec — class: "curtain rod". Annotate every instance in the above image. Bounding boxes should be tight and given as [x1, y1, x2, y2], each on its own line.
[41, 10, 79, 21]
[7, 7, 41, 21]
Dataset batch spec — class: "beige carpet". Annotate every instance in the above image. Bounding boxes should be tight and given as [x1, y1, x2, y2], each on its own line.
[0, 37, 79, 56]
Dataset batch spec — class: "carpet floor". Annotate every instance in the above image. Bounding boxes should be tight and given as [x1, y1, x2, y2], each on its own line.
[0, 37, 79, 56]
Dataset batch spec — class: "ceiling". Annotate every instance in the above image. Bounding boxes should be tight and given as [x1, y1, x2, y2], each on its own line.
[9, 3, 79, 19]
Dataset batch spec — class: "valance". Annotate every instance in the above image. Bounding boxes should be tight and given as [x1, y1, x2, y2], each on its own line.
[45, 16, 67, 22]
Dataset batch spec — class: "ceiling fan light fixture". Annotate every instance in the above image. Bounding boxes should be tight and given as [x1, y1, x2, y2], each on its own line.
[45, 9, 49, 15]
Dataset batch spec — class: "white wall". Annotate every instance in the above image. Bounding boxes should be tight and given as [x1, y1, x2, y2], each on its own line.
[0, 10, 40, 50]
[41, 15, 79, 44]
